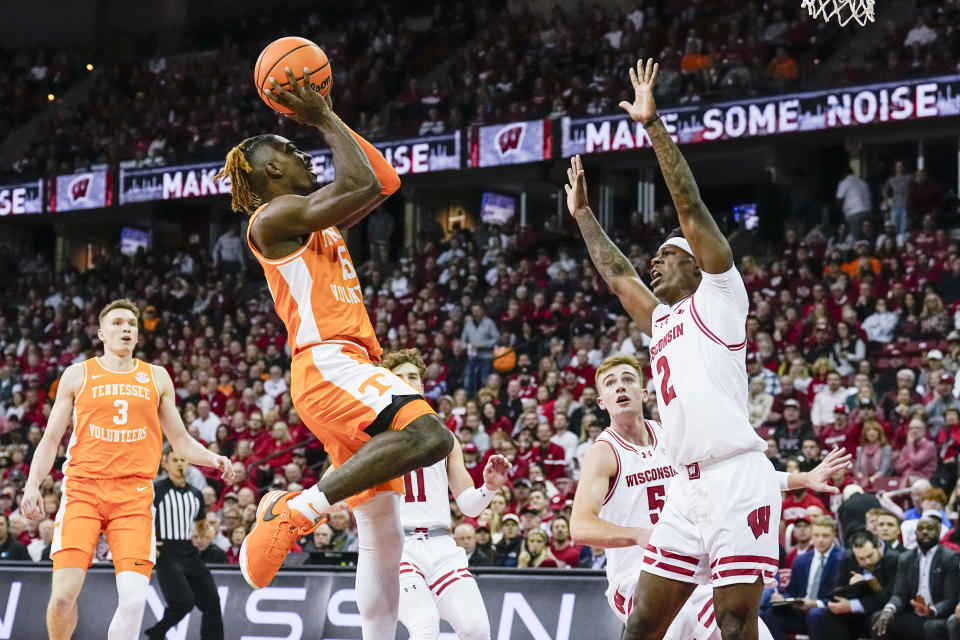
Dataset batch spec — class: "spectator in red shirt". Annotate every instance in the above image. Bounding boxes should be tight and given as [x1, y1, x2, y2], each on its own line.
[225, 526, 246, 564]
[781, 486, 827, 529]
[529, 422, 567, 481]
[462, 442, 485, 486]
[906, 170, 944, 222]
[549, 515, 584, 567]
[784, 515, 814, 568]
[819, 404, 860, 454]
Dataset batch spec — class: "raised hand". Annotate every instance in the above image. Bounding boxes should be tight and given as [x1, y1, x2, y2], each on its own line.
[268, 65, 334, 126]
[564, 154, 590, 217]
[618, 58, 659, 124]
[804, 448, 853, 494]
[483, 454, 511, 490]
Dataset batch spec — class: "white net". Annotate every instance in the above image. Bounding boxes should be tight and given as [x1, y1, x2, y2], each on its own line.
[800, 0, 875, 26]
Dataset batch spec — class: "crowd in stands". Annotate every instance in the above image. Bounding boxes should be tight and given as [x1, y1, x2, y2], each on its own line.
[4, 0, 484, 179]
[847, 0, 960, 86]
[6, 0, 959, 178]
[0, 158, 959, 637]
[0, 47, 89, 147]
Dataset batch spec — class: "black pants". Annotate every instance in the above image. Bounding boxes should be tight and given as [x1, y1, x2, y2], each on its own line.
[821, 609, 871, 640]
[145, 549, 223, 639]
[870, 610, 948, 640]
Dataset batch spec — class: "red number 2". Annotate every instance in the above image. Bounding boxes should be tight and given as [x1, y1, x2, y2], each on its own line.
[403, 468, 427, 503]
[647, 485, 666, 524]
[656, 356, 678, 406]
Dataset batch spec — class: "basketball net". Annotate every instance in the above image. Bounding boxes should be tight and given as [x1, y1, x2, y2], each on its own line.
[800, 0, 875, 26]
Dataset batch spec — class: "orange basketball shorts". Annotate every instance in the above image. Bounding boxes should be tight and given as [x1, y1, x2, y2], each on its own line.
[290, 340, 436, 507]
[51, 476, 157, 576]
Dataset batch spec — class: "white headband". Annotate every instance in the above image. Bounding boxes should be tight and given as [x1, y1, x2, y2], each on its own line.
[659, 236, 693, 256]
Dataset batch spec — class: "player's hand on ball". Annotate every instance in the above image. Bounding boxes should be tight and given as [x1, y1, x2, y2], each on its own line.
[564, 154, 590, 217]
[619, 58, 659, 124]
[215, 455, 235, 483]
[804, 447, 853, 494]
[20, 485, 44, 521]
[268, 66, 333, 125]
[483, 454, 511, 490]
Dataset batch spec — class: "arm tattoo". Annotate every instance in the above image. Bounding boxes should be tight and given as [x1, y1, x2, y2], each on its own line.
[646, 121, 711, 221]
[574, 210, 638, 283]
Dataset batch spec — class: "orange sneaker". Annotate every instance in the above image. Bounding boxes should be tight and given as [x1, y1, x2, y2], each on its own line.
[240, 490, 321, 589]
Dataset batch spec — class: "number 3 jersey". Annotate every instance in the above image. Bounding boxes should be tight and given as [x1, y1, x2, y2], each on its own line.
[595, 420, 677, 598]
[648, 266, 766, 468]
[63, 357, 163, 480]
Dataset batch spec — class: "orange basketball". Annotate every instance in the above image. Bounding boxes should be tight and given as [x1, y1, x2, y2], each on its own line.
[493, 346, 517, 374]
[254, 36, 332, 114]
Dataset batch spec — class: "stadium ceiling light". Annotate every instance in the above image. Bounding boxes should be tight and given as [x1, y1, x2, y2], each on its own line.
[86, 63, 94, 71]
[47, 94, 55, 102]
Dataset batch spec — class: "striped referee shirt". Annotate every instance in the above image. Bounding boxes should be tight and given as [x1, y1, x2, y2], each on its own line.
[153, 477, 206, 549]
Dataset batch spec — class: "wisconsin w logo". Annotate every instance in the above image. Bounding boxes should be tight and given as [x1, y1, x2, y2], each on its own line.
[747, 505, 771, 539]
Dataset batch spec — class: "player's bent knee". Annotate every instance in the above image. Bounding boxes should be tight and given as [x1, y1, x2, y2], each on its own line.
[717, 612, 753, 640]
[623, 607, 669, 640]
[457, 622, 491, 640]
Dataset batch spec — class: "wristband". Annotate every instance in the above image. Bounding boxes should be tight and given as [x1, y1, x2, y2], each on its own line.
[776, 471, 790, 491]
[643, 113, 661, 128]
[455, 483, 496, 518]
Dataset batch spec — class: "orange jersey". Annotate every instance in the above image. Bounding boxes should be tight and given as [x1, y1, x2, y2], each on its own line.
[63, 357, 163, 480]
[248, 210, 382, 359]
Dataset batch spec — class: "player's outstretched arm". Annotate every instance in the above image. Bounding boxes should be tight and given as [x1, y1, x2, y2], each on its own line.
[619, 59, 733, 275]
[447, 439, 510, 517]
[570, 442, 650, 549]
[256, 67, 400, 240]
[21, 364, 83, 520]
[565, 154, 658, 335]
[154, 365, 234, 483]
[778, 447, 853, 494]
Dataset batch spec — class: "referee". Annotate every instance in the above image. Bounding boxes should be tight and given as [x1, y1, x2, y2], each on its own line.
[145, 447, 224, 640]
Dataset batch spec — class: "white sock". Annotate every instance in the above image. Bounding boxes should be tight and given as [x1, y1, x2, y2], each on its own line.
[107, 571, 149, 640]
[287, 485, 331, 522]
[352, 493, 403, 640]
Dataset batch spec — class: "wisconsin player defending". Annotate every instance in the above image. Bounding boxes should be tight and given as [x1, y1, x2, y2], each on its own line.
[567, 58, 784, 640]
[214, 69, 453, 637]
[382, 349, 510, 640]
[569, 355, 849, 638]
[20, 299, 233, 640]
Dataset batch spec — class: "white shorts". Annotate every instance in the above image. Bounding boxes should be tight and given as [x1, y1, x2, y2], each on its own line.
[608, 581, 719, 640]
[643, 451, 781, 588]
[400, 533, 475, 598]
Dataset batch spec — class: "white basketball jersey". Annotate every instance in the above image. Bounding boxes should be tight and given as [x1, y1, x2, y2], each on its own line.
[400, 458, 451, 530]
[596, 421, 678, 592]
[648, 266, 766, 467]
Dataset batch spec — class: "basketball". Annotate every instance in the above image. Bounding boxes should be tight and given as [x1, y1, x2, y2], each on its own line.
[254, 36, 332, 114]
[492, 346, 517, 373]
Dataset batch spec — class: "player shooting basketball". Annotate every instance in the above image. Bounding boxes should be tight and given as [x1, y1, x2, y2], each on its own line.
[214, 67, 453, 639]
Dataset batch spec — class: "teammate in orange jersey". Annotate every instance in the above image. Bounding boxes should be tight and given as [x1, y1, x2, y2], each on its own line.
[20, 299, 234, 640]
[214, 68, 453, 638]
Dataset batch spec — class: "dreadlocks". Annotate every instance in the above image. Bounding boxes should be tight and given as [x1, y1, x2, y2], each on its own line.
[214, 135, 271, 214]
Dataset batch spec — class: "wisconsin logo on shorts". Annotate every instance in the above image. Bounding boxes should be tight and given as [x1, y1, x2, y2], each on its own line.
[747, 505, 772, 539]
[136, 372, 150, 384]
